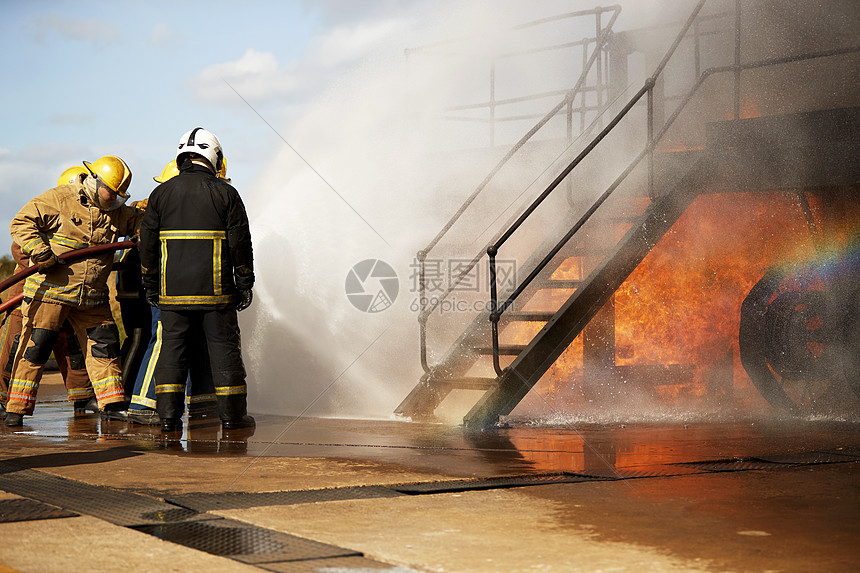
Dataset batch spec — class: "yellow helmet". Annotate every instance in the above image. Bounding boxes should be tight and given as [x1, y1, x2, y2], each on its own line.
[218, 156, 228, 179]
[154, 160, 180, 183]
[83, 155, 132, 197]
[58, 165, 88, 187]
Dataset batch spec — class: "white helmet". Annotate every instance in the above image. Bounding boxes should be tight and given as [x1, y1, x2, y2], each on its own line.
[176, 127, 223, 173]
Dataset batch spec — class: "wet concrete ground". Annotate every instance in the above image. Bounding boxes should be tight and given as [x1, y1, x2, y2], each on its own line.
[0, 373, 857, 572]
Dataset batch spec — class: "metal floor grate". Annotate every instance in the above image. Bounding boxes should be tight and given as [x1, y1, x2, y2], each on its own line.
[0, 461, 213, 527]
[167, 485, 404, 512]
[133, 518, 361, 565]
[754, 451, 860, 465]
[674, 459, 788, 472]
[391, 473, 605, 495]
[1, 448, 856, 571]
[0, 498, 78, 523]
[258, 555, 422, 572]
[573, 465, 709, 480]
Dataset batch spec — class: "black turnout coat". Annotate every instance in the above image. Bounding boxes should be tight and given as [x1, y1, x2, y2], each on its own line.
[138, 162, 254, 311]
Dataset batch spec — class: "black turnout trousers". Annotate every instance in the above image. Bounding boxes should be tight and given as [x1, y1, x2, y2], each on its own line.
[155, 308, 247, 421]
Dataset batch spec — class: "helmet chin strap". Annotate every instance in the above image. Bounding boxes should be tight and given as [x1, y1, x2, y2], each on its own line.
[83, 175, 128, 211]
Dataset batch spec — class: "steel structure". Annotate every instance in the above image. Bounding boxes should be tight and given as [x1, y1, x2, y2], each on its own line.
[400, 0, 860, 428]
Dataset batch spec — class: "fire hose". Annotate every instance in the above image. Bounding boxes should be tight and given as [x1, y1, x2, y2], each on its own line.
[0, 240, 136, 315]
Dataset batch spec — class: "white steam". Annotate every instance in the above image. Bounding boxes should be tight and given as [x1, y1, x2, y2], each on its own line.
[238, 0, 704, 420]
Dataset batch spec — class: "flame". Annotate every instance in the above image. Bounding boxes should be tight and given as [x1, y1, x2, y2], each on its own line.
[501, 189, 860, 411]
[613, 191, 820, 395]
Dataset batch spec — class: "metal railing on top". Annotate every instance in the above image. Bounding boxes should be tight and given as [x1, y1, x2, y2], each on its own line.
[416, 6, 622, 373]
[485, 0, 860, 375]
[408, 7, 622, 147]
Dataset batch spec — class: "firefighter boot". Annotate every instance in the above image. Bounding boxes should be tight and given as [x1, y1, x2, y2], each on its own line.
[222, 415, 255, 430]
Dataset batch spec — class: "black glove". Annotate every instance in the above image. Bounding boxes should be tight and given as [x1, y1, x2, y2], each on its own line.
[32, 251, 61, 271]
[145, 289, 159, 308]
[236, 289, 253, 311]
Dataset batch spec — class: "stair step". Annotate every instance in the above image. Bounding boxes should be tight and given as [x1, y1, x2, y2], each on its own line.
[606, 214, 643, 223]
[505, 311, 556, 322]
[534, 280, 581, 289]
[475, 345, 528, 356]
[566, 246, 612, 256]
[439, 377, 498, 391]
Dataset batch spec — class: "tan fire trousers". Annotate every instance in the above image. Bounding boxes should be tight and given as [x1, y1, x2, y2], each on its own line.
[0, 307, 93, 404]
[6, 298, 125, 415]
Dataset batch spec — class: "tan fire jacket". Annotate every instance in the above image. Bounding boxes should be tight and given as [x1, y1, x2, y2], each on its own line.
[9, 181, 145, 307]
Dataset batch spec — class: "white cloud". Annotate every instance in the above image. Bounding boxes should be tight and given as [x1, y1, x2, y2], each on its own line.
[190, 14, 415, 108]
[190, 49, 301, 104]
[149, 22, 185, 48]
[29, 13, 120, 46]
[0, 143, 94, 226]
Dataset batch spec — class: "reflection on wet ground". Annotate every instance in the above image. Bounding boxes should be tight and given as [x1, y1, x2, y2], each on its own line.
[3, 399, 858, 479]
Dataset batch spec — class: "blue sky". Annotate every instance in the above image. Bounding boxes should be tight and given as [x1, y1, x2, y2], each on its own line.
[0, 0, 442, 222]
[0, 0, 674, 226]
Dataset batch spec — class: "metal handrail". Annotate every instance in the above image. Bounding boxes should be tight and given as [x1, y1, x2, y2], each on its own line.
[486, 1, 860, 374]
[481, 0, 708, 374]
[417, 6, 621, 373]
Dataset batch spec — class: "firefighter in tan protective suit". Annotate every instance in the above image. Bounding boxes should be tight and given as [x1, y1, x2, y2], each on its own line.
[4, 155, 145, 426]
[0, 166, 96, 418]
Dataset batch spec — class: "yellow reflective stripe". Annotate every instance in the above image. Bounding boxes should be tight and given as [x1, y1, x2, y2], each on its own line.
[131, 396, 157, 408]
[138, 320, 162, 403]
[23, 237, 45, 254]
[91, 375, 122, 389]
[215, 386, 246, 396]
[66, 388, 94, 398]
[213, 238, 221, 296]
[49, 234, 88, 249]
[159, 294, 234, 304]
[188, 394, 216, 403]
[10, 379, 38, 389]
[160, 240, 168, 296]
[155, 384, 185, 394]
[160, 230, 226, 239]
[159, 230, 227, 300]
[23, 279, 107, 306]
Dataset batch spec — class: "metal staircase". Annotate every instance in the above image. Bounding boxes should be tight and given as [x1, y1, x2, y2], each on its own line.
[397, 0, 860, 428]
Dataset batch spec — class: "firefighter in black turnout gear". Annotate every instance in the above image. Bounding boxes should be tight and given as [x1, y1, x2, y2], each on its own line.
[138, 127, 255, 432]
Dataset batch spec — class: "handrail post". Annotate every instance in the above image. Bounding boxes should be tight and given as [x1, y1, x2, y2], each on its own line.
[490, 59, 497, 147]
[417, 249, 430, 373]
[595, 11, 603, 112]
[694, 20, 701, 78]
[734, 0, 742, 120]
[647, 78, 655, 199]
[566, 94, 573, 140]
[581, 36, 589, 133]
[487, 245, 503, 376]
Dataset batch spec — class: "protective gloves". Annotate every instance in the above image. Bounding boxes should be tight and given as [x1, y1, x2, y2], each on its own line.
[145, 289, 159, 308]
[236, 289, 253, 311]
[32, 251, 62, 271]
